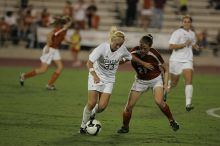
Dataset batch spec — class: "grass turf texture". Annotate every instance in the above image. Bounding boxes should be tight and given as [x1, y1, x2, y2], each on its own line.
[0, 66, 220, 146]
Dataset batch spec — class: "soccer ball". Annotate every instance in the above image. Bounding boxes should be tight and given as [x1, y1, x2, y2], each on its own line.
[85, 119, 102, 135]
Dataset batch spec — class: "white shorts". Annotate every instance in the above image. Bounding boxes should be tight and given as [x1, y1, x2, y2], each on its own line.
[131, 75, 163, 92]
[169, 61, 193, 75]
[88, 75, 114, 94]
[40, 46, 61, 65]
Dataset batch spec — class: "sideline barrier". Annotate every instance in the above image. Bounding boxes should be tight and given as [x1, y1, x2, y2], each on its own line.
[37, 27, 171, 49]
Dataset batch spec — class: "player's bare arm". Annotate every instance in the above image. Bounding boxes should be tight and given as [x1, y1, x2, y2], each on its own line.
[86, 60, 100, 83]
[119, 58, 129, 65]
[131, 54, 154, 70]
[169, 39, 192, 50]
[192, 44, 200, 51]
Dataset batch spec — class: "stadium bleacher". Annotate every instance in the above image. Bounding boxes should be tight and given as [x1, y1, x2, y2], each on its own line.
[0, 0, 220, 44]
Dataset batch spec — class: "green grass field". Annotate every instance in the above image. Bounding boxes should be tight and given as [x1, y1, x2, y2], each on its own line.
[0, 66, 220, 146]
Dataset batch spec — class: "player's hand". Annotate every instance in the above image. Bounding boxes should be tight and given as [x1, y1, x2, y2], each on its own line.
[142, 62, 154, 70]
[93, 75, 100, 84]
[193, 44, 200, 51]
[184, 39, 192, 47]
[164, 84, 170, 93]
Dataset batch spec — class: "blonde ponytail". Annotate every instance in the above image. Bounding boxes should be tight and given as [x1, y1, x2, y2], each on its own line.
[108, 26, 125, 42]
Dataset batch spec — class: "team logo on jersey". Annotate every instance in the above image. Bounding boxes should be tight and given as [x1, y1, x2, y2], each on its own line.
[103, 59, 117, 70]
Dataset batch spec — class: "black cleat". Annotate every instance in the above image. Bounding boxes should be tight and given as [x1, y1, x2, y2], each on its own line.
[170, 120, 179, 131]
[19, 73, 25, 86]
[89, 113, 96, 120]
[117, 126, 129, 134]
[79, 127, 87, 135]
[186, 104, 194, 112]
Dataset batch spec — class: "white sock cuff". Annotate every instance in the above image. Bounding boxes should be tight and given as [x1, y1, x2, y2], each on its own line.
[84, 105, 91, 114]
[186, 84, 193, 89]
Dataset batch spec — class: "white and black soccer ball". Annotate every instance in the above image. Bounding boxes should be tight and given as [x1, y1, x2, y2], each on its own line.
[85, 119, 102, 135]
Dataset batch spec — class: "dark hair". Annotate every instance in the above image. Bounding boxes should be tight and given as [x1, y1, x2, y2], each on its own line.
[141, 34, 153, 47]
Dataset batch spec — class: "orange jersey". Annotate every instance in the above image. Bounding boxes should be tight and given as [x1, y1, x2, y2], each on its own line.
[131, 46, 164, 80]
[49, 27, 67, 49]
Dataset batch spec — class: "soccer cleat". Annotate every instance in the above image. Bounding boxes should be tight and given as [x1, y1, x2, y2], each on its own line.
[19, 73, 25, 86]
[46, 84, 56, 90]
[186, 104, 194, 112]
[117, 126, 129, 134]
[89, 113, 96, 120]
[170, 120, 179, 131]
[79, 127, 87, 135]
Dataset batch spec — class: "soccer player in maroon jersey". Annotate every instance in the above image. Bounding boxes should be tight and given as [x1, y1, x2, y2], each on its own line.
[117, 34, 179, 133]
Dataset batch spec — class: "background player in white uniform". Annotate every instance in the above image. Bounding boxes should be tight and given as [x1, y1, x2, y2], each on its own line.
[168, 15, 199, 111]
[79, 26, 153, 134]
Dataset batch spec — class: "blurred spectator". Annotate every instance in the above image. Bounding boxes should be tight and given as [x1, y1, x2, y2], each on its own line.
[151, 0, 166, 29]
[139, 0, 152, 30]
[68, 25, 81, 67]
[25, 5, 37, 18]
[179, 0, 188, 15]
[63, 0, 74, 17]
[4, 11, 19, 45]
[197, 30, 207, 49]
[86, 0, 98, 29]
[20, 0, 29, 9]
[26, 22, 37, 48]
[23, 10, 35, 36]
[213, 29, 220, 56]
[22, 9, 38, 48]
[207, 0, 220, 10]
[0, 17, 9, 46]
[73, 0, 87, 29]
[194, 30, 207, 56]
[125, 0, 139, 26]
[39, 8, 50, 27]
[91, 10, 100, 29]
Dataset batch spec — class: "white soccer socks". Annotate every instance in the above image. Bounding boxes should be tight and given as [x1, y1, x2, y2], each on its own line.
[81, 105, 91, 128]
[185, 85, 193, 106]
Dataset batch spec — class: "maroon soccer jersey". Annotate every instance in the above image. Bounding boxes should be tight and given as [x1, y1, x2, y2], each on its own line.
[131, 46, 164, 80]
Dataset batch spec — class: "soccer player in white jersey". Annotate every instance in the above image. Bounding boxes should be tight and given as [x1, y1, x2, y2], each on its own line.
[79, 26, 154, 134]
[168, 15, 199, 111]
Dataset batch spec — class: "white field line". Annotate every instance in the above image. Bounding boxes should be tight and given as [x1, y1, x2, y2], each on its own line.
[206, 107, 220, 118]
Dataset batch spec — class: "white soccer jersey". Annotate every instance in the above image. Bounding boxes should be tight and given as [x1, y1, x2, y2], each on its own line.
[89, 42, 132, 83]
[169, 28, 197, 62]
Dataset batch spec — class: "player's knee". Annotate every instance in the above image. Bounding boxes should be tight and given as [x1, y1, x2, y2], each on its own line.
[36, 68, 47, 74]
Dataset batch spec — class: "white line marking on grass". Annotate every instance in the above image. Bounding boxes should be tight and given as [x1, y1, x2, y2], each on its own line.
[206, 107, 220, 118]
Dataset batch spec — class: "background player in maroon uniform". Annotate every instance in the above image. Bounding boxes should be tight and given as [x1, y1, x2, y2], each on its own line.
[19, 16, 72, 90]
[117, 35, 179, 133]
